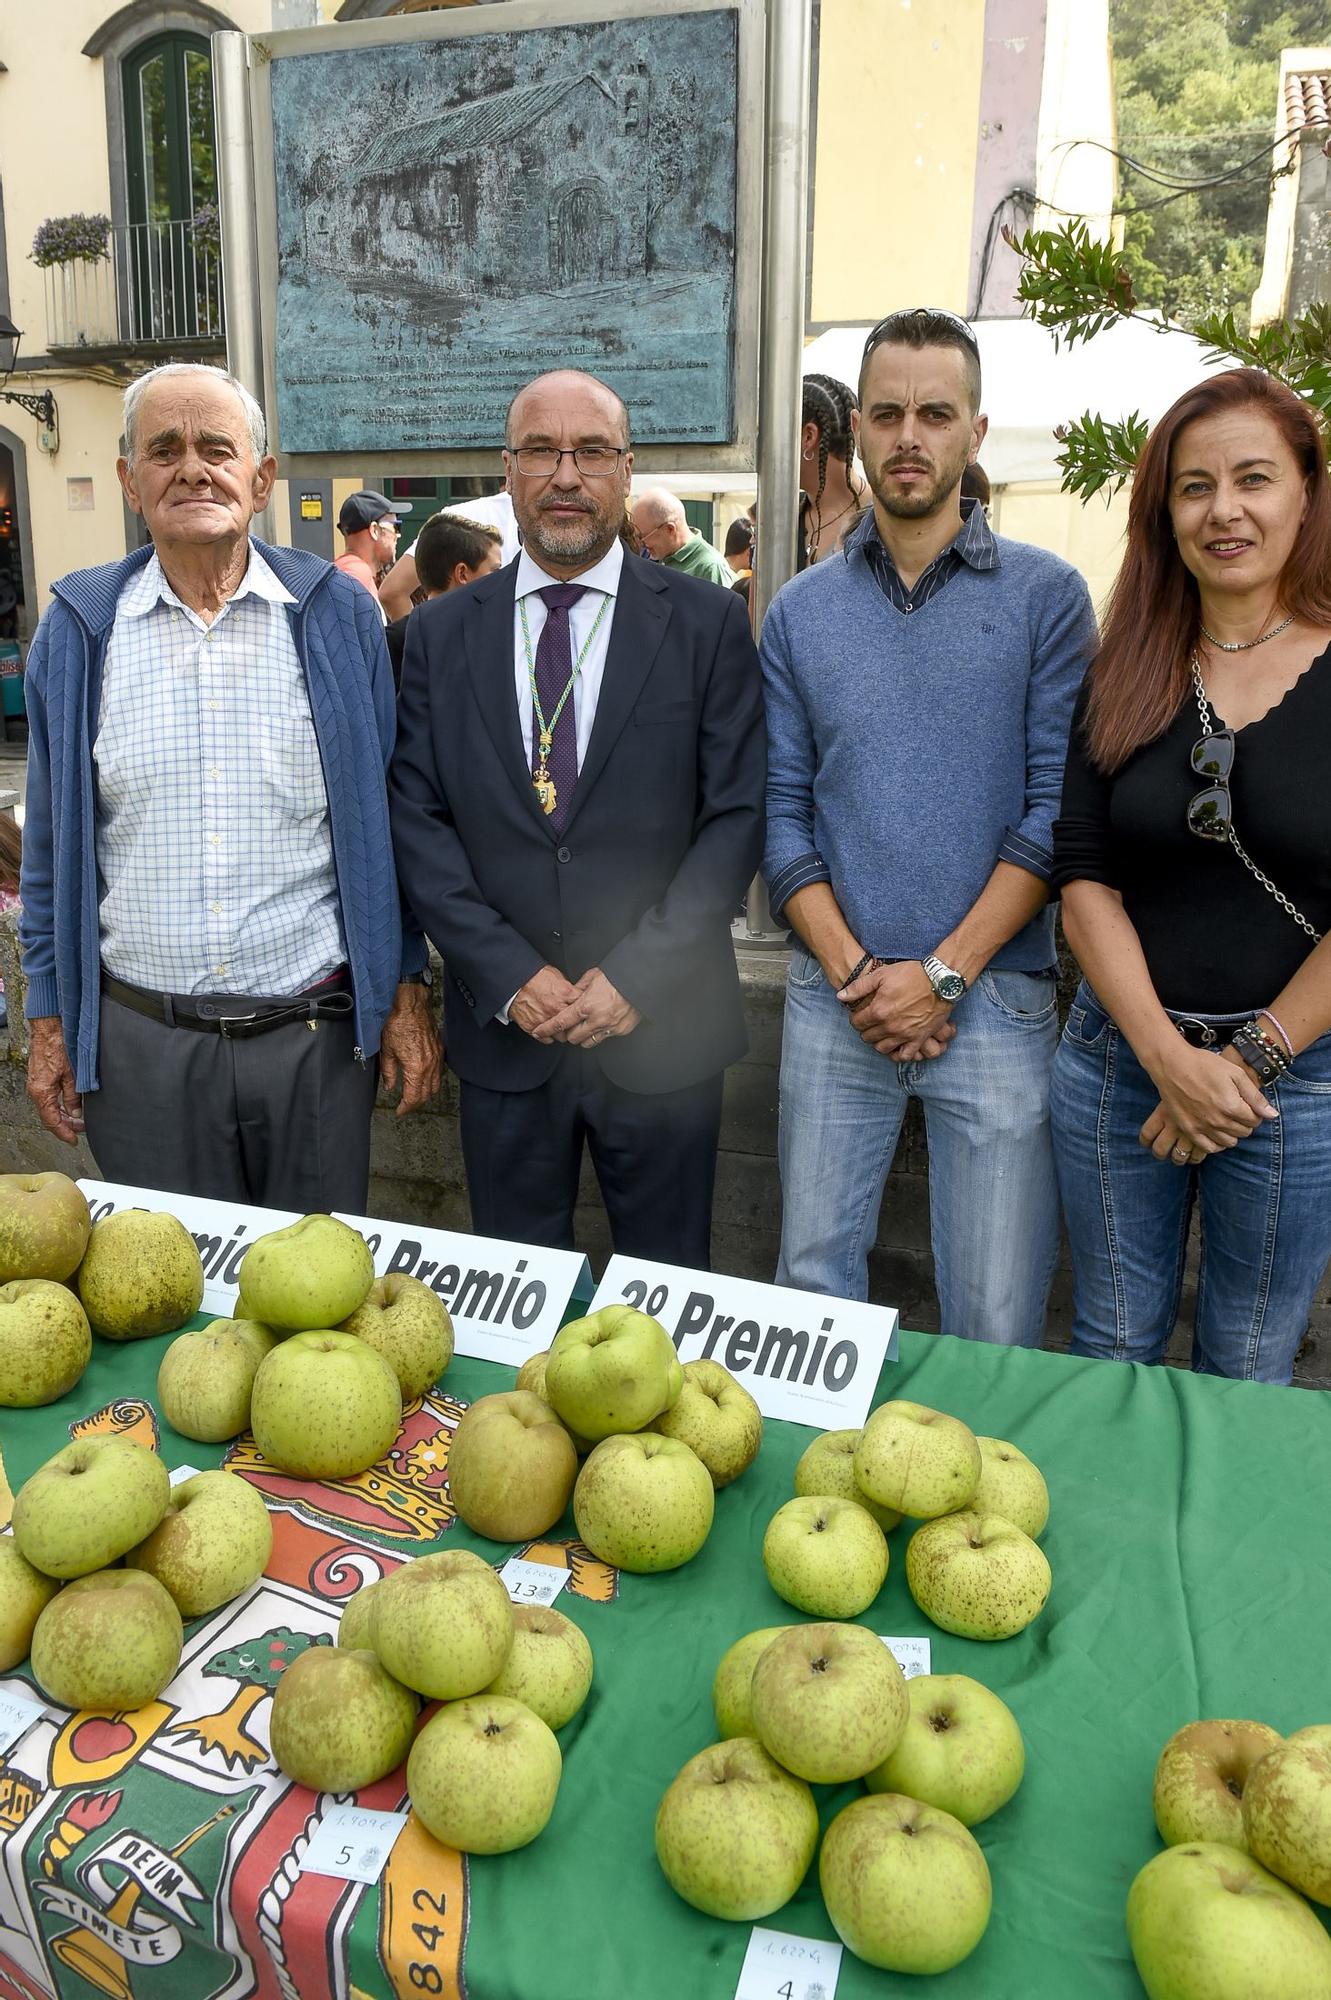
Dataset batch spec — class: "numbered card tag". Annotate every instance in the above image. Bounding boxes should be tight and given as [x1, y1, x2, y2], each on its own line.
[168, 1464, 203, 1487]
[881, 1635, 931, 1679]
[298, 1804, 408, 1884]
[0, 1690, 48, 1756]
[499, 1558, 568, 1608]
[736, 1927, 842, 2000]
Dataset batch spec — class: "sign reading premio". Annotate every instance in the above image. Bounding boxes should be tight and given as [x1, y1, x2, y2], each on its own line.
[588, 1257, 898, 1429]
[77, 1183, 587, 1369]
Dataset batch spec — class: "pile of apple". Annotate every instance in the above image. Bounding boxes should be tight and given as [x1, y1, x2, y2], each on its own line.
[1127, 1715, 1331, 1998]
[444, 1305, 764, 1569]
[273, 1549, 595, 1855]
[2, 1437, 272, 1706]
[159, 1214, 453, 1469]
[656, 1619, 1025, 1975]
[764, 1399, 1051, 1639]
[0, 1173, 209, 1407]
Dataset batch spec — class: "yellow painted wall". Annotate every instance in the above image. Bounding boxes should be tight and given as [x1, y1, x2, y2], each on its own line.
[996, 481, 1127, 620]
[809, 0, 986, 323]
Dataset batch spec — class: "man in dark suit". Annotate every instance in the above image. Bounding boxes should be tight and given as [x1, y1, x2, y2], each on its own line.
[390, 369, 765, 1265]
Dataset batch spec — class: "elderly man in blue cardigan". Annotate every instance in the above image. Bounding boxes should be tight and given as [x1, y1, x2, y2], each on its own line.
[19, 362, 440, 1210]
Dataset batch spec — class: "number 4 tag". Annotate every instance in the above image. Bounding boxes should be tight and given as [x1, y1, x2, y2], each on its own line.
[734, 1928, 842, 2000]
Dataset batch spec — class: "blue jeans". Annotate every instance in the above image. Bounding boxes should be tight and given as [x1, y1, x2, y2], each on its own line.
[1052, 980, 1331, 1383]
[776, 949, 1060, 1344]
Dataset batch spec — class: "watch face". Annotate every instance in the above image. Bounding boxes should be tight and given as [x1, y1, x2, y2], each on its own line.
[937, 973, 966, 1001]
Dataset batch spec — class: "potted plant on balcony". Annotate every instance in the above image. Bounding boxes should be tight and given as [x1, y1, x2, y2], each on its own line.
[29, 215, 112, 269]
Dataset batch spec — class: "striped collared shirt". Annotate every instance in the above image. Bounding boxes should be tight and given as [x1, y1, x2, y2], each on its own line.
[94, 544, 346, 997]
[857, 495, 997, 614]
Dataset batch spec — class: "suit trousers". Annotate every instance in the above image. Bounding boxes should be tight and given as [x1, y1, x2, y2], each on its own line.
[459, 1048, 724, 1267]
[83, 994, 379, 1211]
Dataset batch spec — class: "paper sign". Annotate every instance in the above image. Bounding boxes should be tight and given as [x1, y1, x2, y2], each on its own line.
[499, 1558, 569, 1609]
[298, 1805, 408, 1884]
[881, 1635, 931, 1679]
[736, 1928, 842, 2000]
[78, 1183, 588, 1370]
[0, 1690, 48, 1755]
[168, 1464, 202, 1488]
[587, 1257, 897, 1429]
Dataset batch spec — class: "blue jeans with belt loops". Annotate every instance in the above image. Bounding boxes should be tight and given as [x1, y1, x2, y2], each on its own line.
[775, 948, 1061, 1344]
[1052, 979, 1331, 1383]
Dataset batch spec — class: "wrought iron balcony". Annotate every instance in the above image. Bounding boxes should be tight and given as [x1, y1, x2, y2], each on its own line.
[43, 219, 224, 351]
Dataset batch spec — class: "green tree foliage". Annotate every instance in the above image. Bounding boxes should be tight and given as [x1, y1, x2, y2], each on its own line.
[1107, 0, 1324, 329]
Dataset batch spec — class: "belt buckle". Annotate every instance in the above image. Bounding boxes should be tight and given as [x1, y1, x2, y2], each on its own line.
[1174, 1016, 1217, 1048]
[216, 1010, 258, 1040]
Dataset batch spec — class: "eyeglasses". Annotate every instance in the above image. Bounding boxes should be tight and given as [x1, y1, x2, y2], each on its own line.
[374, 518, 401, 537]
[509, 446, 628, 477]
[862, 307, 981, 362]
[1187, 726, 1235, 840]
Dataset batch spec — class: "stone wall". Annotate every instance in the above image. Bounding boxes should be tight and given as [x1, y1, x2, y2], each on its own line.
[1, 912, 1325, 1388]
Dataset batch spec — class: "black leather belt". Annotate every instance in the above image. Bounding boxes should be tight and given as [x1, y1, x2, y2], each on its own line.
[1172, 1014, 1247, 1049]
[101, 971, 353, 1039]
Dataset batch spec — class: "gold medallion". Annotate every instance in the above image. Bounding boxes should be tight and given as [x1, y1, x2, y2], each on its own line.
[533, 765, 558, 815]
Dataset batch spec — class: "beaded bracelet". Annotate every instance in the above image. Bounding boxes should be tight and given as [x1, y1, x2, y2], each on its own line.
[1258, 1007, 1294, 1059]
[1231, 1022, 1291, 1086]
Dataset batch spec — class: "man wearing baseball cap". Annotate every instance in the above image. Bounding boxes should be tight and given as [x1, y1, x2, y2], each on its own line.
[335, 490, 412, 607]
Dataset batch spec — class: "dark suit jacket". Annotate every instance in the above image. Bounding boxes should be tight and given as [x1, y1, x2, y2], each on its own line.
[389, 552, 766, 1095]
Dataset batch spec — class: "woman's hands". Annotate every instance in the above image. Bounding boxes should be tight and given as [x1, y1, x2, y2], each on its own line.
[1139, 1041, 1277, 1164]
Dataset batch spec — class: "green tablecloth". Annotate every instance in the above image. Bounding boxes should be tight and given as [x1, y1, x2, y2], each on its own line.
[2, 1321, 1329, 2000]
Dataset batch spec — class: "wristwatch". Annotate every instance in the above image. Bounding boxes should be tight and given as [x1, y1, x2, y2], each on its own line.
[403, 967, 434, 988]
[921, 954, 968, 1003]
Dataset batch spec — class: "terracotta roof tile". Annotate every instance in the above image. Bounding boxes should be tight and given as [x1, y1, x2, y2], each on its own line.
[1284, 69, 1331, 132]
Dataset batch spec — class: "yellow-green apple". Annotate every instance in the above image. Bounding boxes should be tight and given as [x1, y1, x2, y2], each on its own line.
[76, 1209, 204, 1340]
[866, 1674, 1024, 1826]
[1154, 1720, 1284, 1849]
[237, 1214, 374, 1333]
[371, 1549, 513, 1699]
[906, 1511, 1051, 1640]
[1243, 1727, 1331, 1903]
[515, 1350, 594, 1452]
[337, 1580, 384, 1652]
[0, 1542, 61, 1671]
[854, 1402, 981, 1520]
[269, 1644, 418, 1792]
[0, 1172, 90, 1281]
[446, 1390, 577, 1541]
[751, 1622, 908, 1783]
[545, 1306, 682, 1441]
[713, 1627, 792, 1739]
[573, 1433, 714, 1573]
[13, 1436, 169, 1578]
[157, 1319, 276, 1442]
[408, 1695, 561, 1852]
[655, 1738, 818, 1919]
[972, 1436, 1049, 1539]
[249, 1330, 401, 1478]
[126, 1469, 272, 1616]
[30, 1569, 182, 1709]
[650, 1359, 762, 1487]
[338, 1274, 453, 1401]
[0, 1280, 91, 1406]
[1127, 1842, 1331, 1999]
[794, 1429, 901, 1531]
[820, 1794, 992, 1974]
[762, 1495, 888, 1618]
[484, 1604, 593, 1730]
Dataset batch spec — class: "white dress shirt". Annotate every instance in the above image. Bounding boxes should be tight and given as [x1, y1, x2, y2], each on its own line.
[95, 545, 346, 996]
[512, 537, 624, 771]
[497, 538, 625, 1023]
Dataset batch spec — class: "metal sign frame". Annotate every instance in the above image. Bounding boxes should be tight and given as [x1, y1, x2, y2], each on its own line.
[221, 0, 764, 479]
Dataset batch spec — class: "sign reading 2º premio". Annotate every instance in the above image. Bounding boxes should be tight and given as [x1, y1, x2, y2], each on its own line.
[588, 1256, 898, 1430]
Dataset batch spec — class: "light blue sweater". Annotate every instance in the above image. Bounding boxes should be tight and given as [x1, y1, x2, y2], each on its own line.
[761, 513, 1098, 969]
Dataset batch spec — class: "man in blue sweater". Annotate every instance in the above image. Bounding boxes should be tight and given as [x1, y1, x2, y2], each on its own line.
[20, 363, 440, 1209]
[762, 309, 1097, 1342]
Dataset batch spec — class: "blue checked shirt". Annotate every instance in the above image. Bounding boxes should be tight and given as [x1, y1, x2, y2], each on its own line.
[94, 547, 347, 996]
[859, 493, 997, 611]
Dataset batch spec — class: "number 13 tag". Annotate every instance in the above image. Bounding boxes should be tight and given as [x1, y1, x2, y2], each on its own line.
[499, 1558, 568, 1608]
[735, 1927, 843, 2000]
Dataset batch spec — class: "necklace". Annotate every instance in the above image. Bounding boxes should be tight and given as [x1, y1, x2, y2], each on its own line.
[1199, 614, 1294, 652]
[804, 496, 859, 565]
[519, 592, 612, 815]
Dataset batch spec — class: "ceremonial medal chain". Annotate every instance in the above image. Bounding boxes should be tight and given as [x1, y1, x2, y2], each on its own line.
[520, 592, 612, 815]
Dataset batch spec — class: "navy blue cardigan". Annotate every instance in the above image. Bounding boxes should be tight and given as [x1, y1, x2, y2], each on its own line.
[19, 538, 425, 1091]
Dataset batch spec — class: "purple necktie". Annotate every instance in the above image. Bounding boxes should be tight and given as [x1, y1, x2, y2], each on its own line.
[531, 583, 586, 830]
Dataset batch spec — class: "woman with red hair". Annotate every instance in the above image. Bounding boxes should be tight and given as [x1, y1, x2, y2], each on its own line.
[1051, 368, 1331, 1381]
